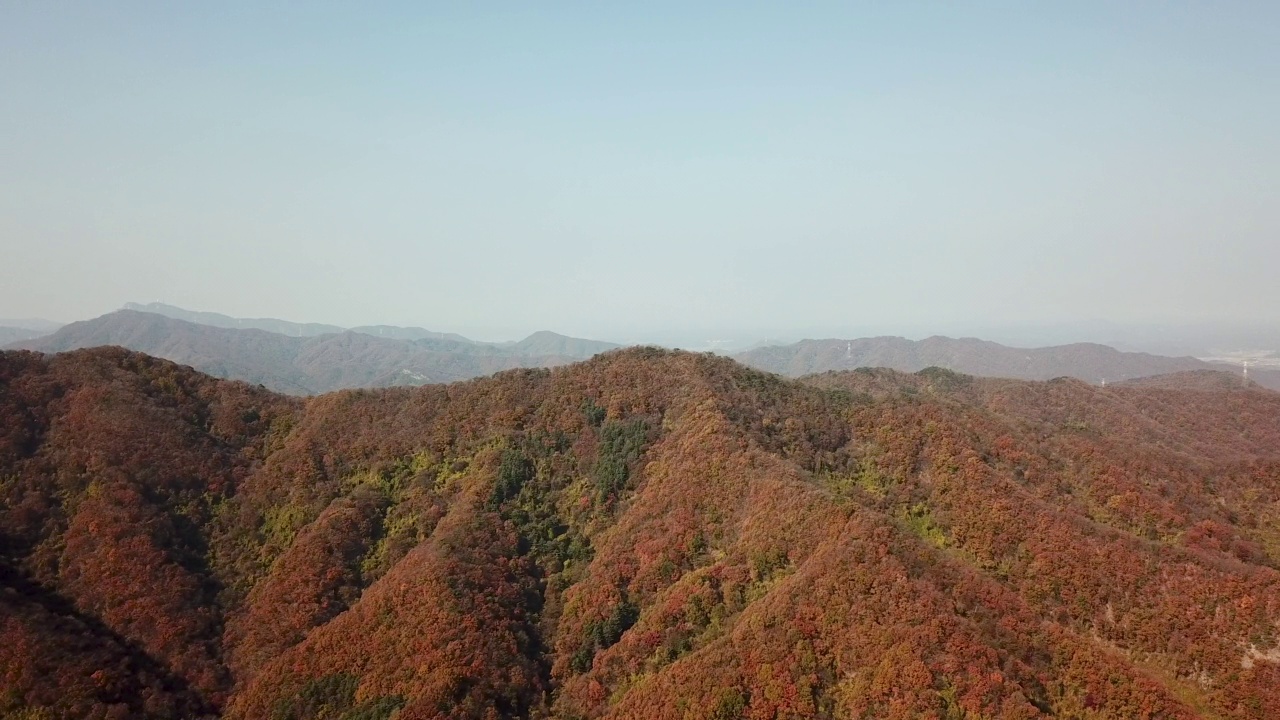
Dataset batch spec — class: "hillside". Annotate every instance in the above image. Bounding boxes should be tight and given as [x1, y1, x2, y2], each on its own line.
[10, 311, 582, 394]
[1116, 369, 1260, 391]
[2, 347, 1280, 718]
[736, 335, 1280, 390]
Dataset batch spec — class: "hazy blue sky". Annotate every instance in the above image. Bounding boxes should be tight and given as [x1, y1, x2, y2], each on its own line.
[2, 3, 1277, 341]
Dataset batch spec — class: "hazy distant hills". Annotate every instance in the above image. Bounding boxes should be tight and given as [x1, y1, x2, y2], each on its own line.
[123, 301, 347, 337]
[14, 302, 1278, 392]
[736, 335, 1280, 390]
[0, 317, 62, 333]
[0, 317, 61, 345]
[125, 301, 486, 345]
[11, 310, 601, 394]
[0, 326, 50, 345]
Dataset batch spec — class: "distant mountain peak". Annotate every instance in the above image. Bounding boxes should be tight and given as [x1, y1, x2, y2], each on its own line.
[511, 330, 620, 358]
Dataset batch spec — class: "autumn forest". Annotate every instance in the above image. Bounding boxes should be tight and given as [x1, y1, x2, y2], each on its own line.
[2, 347, 1280, 719]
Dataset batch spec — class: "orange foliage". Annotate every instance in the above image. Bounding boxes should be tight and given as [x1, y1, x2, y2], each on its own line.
[3, 348, 1280, 718]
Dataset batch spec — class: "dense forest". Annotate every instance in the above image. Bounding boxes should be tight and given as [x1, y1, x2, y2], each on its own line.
[2, 347, 1279, 719]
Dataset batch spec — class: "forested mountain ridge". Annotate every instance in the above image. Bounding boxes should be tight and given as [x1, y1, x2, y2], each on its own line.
[9, 311, 594, 394]
[737, 335, 1280, 391]
[2, 347, 1280, 718]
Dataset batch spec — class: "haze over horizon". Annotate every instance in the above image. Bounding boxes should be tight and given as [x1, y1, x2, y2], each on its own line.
[3, 4, 1278, 340]
[19, 301, 1280, 356]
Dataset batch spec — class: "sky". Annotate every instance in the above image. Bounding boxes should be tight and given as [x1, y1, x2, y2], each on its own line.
[2, 3, 1278, 342]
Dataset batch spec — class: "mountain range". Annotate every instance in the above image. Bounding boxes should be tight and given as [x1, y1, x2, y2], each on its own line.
[9, 303, 1280, 394]
[125, 302, 623, 357]
[736, 336, 1280, 391]
[2, 346, 1278, 718]
[11, 310, 618, 395]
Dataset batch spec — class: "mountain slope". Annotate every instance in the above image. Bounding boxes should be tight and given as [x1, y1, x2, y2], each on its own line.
[736, 335, 1280, 390]
[10, 310, 583, 394]
[1116, 368, 1260, 391]
[2, 347, 1280, 718]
